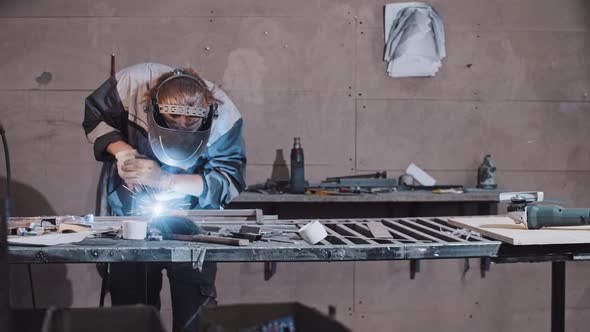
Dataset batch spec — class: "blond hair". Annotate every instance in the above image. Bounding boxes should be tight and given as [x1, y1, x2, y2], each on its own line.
[146, 67, 222, 109]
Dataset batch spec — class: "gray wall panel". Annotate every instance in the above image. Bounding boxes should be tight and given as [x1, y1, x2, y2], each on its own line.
[357, 27, 590, 101]
[356, 99, 491, 171]
[356, 99, 590, 172]
[498, 171, 590, 208]
[216, 262, 354, 315]
[0, 0, 356, 18]
[352, 260, 550, 327]
[230, 91, 355, 166]
[357, 0, 590, 31]
[0, 17, 355, 91]
[245, 164, 356, 185]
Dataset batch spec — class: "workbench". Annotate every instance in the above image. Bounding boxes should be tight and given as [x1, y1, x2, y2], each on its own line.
[8, 215, 585, 332]
[229, 190, 501, 219]
[8, 217, 499, 264]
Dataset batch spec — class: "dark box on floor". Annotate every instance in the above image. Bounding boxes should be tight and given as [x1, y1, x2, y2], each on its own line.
[200, 302, 351, 332]
[13, 305, 165, 332]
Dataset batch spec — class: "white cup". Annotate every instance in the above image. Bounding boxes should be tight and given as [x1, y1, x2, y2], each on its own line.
[122, 220, 147, 240]
[298, 220, 328, 245]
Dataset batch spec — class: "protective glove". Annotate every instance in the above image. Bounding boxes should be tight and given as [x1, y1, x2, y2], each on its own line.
[122, 158, 173, 191]
[115, 149, 143, 192]
[115, 149, 139, 177]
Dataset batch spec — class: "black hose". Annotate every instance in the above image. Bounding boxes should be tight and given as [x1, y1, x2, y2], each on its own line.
[0, 122, 12, 331]
[0, 123, 9, 222]
[27, 264, 36, 308]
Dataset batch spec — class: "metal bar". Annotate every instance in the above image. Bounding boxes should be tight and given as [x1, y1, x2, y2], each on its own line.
[417, 218, 488, 242]
[8, 241, 501, 263]
[27, 264, 36, 308]
[99, 264, 109, 307]
[142, 263, 148, 304]
[382, 219, 445, 243]
[375, 220, 421, 242]
[365, 221, 394, 239]
[355, 223, 401, 244]
[399, 218, 467, 243]
[551, 261, 565, 332]
[480, 257, 491, 278]
[324, 226, 356, 245]
[409, 259, 420, 279]
[8, 210, 276, 228]
[331, 223, 379, 245]
[264, 262, 277, 280]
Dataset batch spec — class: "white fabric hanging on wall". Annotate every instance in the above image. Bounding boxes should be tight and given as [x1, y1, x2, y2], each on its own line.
[384, 2, 446, 77]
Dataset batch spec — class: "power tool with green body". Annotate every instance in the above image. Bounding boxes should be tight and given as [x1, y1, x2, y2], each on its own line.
[502, 191, 590, 229]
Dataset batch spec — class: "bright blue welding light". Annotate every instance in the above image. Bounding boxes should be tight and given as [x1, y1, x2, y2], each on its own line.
[153, 203, 163, 216]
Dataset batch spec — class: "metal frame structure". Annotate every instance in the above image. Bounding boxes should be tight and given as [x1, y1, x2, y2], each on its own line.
[7, 216, 586, 332]
[8, 217, 500, 264]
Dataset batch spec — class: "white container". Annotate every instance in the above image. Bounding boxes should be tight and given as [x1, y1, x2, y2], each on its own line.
[122, 220, 147, 240]
[298, 220, 328, 245]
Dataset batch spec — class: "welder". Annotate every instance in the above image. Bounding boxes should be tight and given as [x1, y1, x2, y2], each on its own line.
[83, 63, 246, 332]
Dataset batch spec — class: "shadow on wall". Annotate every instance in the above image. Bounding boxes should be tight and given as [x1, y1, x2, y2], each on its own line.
[271, 149, 290, 182]
[0, 177, 73, 309]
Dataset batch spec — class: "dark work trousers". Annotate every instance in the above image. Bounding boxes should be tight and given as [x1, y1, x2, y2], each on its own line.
[109, 262, 217, 332]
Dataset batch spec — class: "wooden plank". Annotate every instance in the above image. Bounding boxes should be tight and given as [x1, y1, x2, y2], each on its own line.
[366, 221, 393, 239]
[448, 216, 590, 245]
[7, 232, 91, 246]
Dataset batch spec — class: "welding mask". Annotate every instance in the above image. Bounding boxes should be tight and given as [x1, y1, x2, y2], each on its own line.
[147, 70, 217, 170]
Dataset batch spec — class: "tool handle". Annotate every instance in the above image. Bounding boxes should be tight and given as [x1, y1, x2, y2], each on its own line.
[110, 54, 116, 77]
[164, 233, 250, 246]
[527, 206, 590, 229]
[326, 171, 386, 181]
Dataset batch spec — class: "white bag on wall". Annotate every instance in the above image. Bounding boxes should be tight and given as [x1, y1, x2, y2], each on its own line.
[384, 2, 446, 77]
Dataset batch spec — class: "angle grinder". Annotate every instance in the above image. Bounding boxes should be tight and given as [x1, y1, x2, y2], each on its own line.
[502, 191, 590, 229]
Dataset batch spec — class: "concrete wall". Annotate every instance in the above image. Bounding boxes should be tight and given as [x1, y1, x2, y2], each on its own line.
[1, 0, 590, 331]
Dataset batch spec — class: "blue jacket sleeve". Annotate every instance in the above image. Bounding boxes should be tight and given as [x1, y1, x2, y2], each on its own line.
[197, 118, 246, 209]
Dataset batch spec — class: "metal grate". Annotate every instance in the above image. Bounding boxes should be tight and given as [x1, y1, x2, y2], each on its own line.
[296, 218, 488, 245]
[8, 217, 500, 264]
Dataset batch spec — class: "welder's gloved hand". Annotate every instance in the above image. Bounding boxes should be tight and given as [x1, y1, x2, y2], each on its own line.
[115, 149, 146, 192]
[122, 158, 172, 191]
[115, 149, 139, 177]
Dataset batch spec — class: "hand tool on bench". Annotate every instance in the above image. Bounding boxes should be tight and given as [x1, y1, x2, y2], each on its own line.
[325, 171, 387, 182]
[502, 191, 590, 229]
[163, 233, 250, 246]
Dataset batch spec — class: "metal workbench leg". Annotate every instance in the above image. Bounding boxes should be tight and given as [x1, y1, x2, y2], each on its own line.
[143, 263, 149, 305]
[551, 261, 565, 332]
